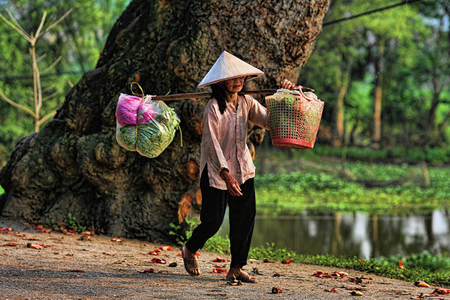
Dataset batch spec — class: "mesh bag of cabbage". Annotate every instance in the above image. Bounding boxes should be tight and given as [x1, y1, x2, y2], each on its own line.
[116, 93, 180, 158]
[265, 88, 324, 149]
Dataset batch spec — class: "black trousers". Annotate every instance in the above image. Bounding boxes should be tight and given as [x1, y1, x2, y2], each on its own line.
[185, 166, 256, 268]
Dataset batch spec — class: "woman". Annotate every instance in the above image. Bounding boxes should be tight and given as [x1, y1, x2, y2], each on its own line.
[182, 51, 297, 283]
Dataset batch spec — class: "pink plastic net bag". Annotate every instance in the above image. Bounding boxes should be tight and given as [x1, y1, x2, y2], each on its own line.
[116, 94, 155, 126]
[115, 93, 180, 158]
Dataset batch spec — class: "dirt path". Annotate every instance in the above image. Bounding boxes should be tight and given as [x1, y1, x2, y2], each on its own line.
[0, 218, 447, 300]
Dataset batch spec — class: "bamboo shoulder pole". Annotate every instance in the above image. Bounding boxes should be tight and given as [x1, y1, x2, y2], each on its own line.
[150, 88, 314, 101]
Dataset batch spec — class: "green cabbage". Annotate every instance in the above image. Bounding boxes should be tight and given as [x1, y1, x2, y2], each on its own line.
[116, 101, 180, 158]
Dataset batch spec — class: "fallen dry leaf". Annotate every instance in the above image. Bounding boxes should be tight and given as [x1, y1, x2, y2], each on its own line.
[148, 250, 161, 255]
[414, 280, 431, 288]
[272, 287, 282, 294]
[251, 267, 263, 275]
[312, 270, 332, 278]
[79, 235, 91, 241]
[110, 237, 124, 242]
[263, 259, 276, 263]
[27, 243, 44, 249]
[4, 242, 17, 246]
[325, 288, 338, 293]
[212, 257, 226, 263]
[348, 275, 373, 284]
[333, 271, 348, 277]
[139, 268, 154, 274]
[158, 246, 172, 251]
[282, 258, 293, 264]
[33, 225, 51, 233]
[351, 291, 363, 296]
[0, 227, 13, 232]
[60, 227, 76, 235]
[150, 257, 166, 264]
[397, 260, 407, 270]
[433, 287, 450, 295]
[212, 267, 228, 274]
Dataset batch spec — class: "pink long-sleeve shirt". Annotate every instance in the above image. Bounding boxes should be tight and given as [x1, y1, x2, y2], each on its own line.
[200, 94, 269, 190]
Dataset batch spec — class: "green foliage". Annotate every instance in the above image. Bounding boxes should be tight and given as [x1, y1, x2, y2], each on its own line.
[203, 234, 231, 255]
[249, 242, 298, 262]
[0, 185, 4, 195]
[379, 252, 450, 275]
[169, 218, 198, 246]
[66, 213, 86, 233]
[299, 0, 449, 147]
[249, 244, 450, 286]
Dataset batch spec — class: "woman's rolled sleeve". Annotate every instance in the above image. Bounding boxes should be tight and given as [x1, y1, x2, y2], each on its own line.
[248, 97, 269, 130]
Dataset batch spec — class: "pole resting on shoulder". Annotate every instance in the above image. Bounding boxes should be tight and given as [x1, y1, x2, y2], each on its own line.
[152, 87, 315, 102]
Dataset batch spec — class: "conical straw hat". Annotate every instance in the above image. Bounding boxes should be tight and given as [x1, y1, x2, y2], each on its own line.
[198, 51, 264, 88]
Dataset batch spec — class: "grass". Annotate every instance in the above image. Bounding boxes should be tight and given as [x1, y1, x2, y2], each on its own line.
[203, 234, 450, 287]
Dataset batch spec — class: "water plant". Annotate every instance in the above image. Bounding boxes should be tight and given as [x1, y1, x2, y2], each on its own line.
[255, 165, 450, 216]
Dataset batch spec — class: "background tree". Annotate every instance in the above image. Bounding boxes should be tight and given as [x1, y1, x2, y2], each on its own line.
[0, 0, 130, 166]
[0, 0, 331, 242]
[299, 0, 447, 149]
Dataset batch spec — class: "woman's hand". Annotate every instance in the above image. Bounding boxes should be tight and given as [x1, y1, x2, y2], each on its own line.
[280, 79, 300, 90]
[220, 169, 243, 197]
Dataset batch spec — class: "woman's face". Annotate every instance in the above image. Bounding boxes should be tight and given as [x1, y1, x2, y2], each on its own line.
[223, 77, 246, 93]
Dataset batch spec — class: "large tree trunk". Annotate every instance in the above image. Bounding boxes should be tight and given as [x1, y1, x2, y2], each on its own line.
[0, 0, 330, 242]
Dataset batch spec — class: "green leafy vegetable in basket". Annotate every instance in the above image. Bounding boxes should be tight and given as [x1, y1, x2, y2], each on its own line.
[268, 95, 298, 139]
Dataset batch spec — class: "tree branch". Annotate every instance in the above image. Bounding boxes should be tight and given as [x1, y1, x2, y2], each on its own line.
[37, 111, 57, 126]
[34, 12, 47, 43]
[6, 10, 28, 35]
[36, 53, 47, 63]
[0, 13, 31, 43]
[42, 85, 64, 101]
[41, 56, 62, 74]
[0, 89, 36, 118]
[41, 9, 73, 37]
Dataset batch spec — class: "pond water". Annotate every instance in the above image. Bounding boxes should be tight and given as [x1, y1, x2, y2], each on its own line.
[217, 210, 450, 259]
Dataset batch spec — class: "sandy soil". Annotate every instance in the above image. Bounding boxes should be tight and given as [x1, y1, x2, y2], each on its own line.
[0, 217, 448, 300]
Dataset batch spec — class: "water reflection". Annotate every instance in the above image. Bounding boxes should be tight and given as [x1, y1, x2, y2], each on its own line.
[217, 210, 450, 259]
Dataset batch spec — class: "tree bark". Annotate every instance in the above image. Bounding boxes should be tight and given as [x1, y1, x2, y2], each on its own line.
[0, 0, 330, 242]
[371, 42, 384, 147]
[333, 52, 352, 147]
